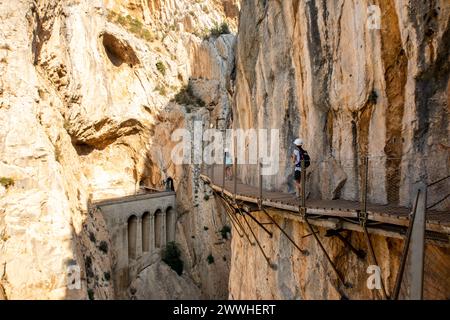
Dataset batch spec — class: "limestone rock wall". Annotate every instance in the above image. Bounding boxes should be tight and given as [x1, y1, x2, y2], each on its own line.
[228, 210, 450, 300]
[228, 0, 449, 300]
[233, 0, 449, 208]
[0, 0, 238, 299]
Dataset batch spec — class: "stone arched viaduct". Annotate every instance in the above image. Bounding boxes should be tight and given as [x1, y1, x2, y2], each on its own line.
[94, 190, 176, 297]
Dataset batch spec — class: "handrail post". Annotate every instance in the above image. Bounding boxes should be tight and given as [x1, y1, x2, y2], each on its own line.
[360, 156, 369, 226]
[259, 159, 263, 209]
[233, 156, 237, 203]
[222, 151, 226, 195]
[301, 159, 306, 215]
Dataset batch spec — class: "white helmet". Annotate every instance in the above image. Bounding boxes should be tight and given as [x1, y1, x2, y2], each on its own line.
[293, 138, 303, 146]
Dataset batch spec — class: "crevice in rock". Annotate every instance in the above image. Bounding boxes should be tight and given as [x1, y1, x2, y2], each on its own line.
[379, 0, 408, 204]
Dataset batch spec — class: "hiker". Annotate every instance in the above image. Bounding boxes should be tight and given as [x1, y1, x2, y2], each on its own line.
[224, 148, 233, 180]
[291, 138, 309, 198]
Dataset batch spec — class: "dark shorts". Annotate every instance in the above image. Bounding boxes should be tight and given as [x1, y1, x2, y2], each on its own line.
[294, 170, 301, 182]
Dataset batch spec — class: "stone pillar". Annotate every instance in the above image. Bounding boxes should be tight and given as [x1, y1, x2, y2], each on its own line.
[136, 216, 143, 258]
[122, 222, 128, 268]
[161, 211, 167, 246]
[150, 212, 155, 252]
[127, 215, 138, 260]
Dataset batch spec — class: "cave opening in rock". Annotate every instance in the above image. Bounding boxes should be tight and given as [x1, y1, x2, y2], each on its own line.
[101, 33, 139, 67]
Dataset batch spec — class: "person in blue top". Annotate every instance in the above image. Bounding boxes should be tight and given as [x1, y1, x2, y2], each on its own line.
[224, 148, 233, 180]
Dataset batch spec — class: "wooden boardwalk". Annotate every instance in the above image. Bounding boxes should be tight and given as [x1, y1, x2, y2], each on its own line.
[200, 169, 450, 236]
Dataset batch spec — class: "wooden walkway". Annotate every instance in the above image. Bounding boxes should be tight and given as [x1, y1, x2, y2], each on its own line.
[200, 169, 450, 236]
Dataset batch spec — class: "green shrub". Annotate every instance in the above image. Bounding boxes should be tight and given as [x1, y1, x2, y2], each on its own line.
[0, 177, 14, 188]
[207, 253, 214, 264]
[87, 289, 95, 300]
[162, 241, 184, 276]
[106, 10, 154, 42]
[99, 241, 108, 254]
[172, 84, 205, 108]
[204, 22, 230, 40]
[156, 61, 166, 75]
[219, 225, 231, 240]
[155, 84, 167, 96]
[141, 29, 154, 42]
[104, 271, 111, 281]
[204, 194, 210, 201]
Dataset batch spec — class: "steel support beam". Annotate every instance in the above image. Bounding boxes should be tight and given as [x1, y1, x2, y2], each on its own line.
[408, 182, 427, 300]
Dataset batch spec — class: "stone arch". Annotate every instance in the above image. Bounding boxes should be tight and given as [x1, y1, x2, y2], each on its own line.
[154, 209, 163, 248]
[127, 215, 138, 260]
[142, 211, 151, 252]
[166, 206, 176, 243]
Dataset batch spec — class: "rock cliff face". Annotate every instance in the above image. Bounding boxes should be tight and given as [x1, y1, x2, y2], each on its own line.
[234, 0, 449, 208]
[0, 0, 238, 299]
[1, 0, 448, 301]
[228, 209, 450, 300]
[229, 0, 449, 300]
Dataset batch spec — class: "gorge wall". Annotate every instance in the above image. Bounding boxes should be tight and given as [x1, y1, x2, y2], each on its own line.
[229, 0, 449, 300]
[1, 0, 449, 301]
[0, 0, 238, 299]
[234, 0, 449, 207]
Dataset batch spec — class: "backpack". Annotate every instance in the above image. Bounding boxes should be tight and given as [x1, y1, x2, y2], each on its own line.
[296, 146, 311, 169]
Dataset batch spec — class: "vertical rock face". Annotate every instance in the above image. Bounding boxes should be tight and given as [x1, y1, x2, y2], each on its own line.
[0, 0, 238, 299]
[228, 210, 450, 300]
[234, 0, 449, 208]
[228, 0, 449, 300]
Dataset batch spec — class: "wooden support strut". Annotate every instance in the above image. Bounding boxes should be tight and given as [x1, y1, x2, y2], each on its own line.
[325, 229, 366, 260]
[245, 211, 273, 238]
[392, 189, 420, 300]
[304, 216, 349, 288]
[409, 182, 427, 300]
[262, 208, 309, 256]
[221, 192, 256, 244]
[363, 225, 389, 299]
[240, 210, 275, 269]
[223, 204, 244, 239]
[215, 190, 255, 246]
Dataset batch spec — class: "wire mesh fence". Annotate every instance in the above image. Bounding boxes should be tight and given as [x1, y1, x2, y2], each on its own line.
[200, 153, 450, 212]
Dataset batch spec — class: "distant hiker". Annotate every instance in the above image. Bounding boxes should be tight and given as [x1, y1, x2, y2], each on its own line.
[165, 177, 174, 191]
[291, 138, 310, 198]
[224, 148, 233, 180]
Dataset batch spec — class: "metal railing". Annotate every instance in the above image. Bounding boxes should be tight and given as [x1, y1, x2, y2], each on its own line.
[201, 154, 450, 213]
